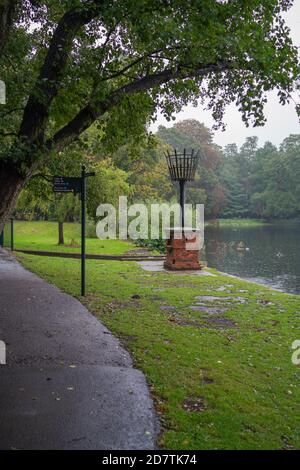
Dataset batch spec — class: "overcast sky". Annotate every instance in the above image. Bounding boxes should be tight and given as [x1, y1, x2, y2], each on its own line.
[151, 1, 300, 149]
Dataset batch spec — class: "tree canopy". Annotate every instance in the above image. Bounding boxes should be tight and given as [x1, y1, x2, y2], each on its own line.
[14, 117, 300, 223]
[0, 0, 299, 228]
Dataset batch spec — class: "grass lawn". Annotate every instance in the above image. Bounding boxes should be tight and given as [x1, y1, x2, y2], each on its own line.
[6, 220, 273, 256]
[17, 245, 300, 450]
[10, 220, 134, 255]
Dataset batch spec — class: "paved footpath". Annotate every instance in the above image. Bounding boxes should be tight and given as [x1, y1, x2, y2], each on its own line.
[0, 249, 157, 449]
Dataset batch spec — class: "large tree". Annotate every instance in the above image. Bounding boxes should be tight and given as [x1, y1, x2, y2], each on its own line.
[0, 0, 299, 230]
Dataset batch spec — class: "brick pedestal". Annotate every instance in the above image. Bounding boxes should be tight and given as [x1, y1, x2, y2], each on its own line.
[164, 228, 202, 271]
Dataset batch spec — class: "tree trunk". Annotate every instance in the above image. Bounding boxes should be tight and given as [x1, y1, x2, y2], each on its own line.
[58, 221, 64, 245]
[0, 1, 16, 57]
[0, 159, 25, 233]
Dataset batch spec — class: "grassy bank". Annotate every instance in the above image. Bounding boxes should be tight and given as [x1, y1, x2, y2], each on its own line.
[206, 218, 270, 227]
[17, 248, 300, 450]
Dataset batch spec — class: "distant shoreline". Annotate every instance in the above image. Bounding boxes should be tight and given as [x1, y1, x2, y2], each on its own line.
[205, 218, 300, 227]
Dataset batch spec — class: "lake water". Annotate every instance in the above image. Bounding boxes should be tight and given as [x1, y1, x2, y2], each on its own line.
[204, 222, 300, 295]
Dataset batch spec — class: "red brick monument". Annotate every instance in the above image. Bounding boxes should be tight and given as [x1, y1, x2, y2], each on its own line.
[164, 149, 202, 271]
[164, 227, 202, 271]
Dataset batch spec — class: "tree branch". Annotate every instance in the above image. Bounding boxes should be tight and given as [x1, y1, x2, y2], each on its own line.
[116, 61, 233, 95]
[0, 130, 17, 137]
[50, 60, 233, 151]
[0, 0, 17, 57]
[50, 101, 108, 151]
[18, 1, 105, 143]
[97, 45, 184, 83]
[30, 173, 53, 183]
[98, 55, 148, 83]
[0, 107, 23, 117]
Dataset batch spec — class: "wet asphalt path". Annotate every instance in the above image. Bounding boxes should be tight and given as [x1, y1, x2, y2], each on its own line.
[0, 249, 157, 449]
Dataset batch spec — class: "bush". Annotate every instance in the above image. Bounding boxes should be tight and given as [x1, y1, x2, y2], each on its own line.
[135, 237, 166, 253]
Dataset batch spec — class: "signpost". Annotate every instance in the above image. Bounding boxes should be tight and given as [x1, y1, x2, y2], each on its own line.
[53, 165, 95, 296]
[0, 219, 15, 251]
[53, 176, 82, 194]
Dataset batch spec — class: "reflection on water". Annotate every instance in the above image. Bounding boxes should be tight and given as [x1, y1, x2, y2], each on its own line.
[204, 222, 300, 294]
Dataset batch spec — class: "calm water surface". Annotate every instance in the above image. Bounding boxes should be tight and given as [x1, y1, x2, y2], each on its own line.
[204, 222, 300, 295]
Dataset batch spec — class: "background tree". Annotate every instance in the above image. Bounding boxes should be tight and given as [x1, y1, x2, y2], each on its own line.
[249, 135, 300, 218]
[112, 136, 173, 202]
[0, 0, 299, 231]
[14, 138, 85, 243]
[86, 159, 132, 222]
[53, 194, 80, 245]
[15, 187, 50, 221]
[13, 118, 300, 226]
[220, 137, 260, 217]
[156, 120, 300, 221]
[157, 120, 225, 216]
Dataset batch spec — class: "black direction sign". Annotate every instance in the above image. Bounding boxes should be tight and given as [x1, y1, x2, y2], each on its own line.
[51, 166, 95, 297]
[53, 176, 82, 193]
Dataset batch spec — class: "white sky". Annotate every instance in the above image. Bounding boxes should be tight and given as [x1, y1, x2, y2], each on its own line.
[151, 1, 300, 149]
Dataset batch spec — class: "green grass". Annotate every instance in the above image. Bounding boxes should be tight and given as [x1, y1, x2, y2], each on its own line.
[17, 246, 300, 450]
[12, 220, 135, 255]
